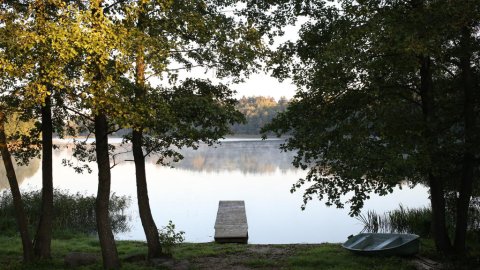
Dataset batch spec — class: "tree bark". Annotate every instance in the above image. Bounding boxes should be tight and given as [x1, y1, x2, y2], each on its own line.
[34, 93, 53, 259]
[94, 113, 120, 269]
[428, 173, 452, 253]
[0, 112, 35, 263]
[453, 27, 476, 255]
[132, 130, 164, 259]
[419, 55, 453, 253]
[132, 10, 165, 258]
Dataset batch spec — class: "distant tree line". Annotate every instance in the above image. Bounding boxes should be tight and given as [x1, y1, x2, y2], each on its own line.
[74, 96, 290, 137]
[231, 96, 289, 135]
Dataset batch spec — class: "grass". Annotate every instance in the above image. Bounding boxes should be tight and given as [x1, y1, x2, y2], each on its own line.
[0, 235, 426, 270]
[244, 258, 279, 268]
[287, 244, 415, 270]
[1, 234, 479, 269]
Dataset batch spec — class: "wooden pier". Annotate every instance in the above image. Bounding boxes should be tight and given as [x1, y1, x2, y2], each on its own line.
[214, 201, 248, 243]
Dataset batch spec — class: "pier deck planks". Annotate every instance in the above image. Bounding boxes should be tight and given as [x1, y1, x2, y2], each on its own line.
[214, 200, 248, 243]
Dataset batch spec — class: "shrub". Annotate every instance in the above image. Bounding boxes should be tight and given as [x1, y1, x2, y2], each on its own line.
[158, 220, 185, 257]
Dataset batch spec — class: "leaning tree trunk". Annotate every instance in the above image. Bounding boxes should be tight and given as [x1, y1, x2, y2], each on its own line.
[132, 12, 165, 258]
[34, 93, 53, 259]
[419, 56, 453, 253]
[0, 112, 35, 263]
[94, 113, 120, 269]
[454, 27, 476, 255]
[132, 130, 164, 259]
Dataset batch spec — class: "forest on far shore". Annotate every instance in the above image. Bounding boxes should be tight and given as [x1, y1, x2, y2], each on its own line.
[230, 96, 289, 135]
[108, 96, 289, 137]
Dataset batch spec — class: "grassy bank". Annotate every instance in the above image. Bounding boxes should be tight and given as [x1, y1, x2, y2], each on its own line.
[2, 235, 479, 269]
[0, 235, 419, 270]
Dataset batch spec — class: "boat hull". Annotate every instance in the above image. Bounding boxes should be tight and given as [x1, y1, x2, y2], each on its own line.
[342, 233, 420, 256]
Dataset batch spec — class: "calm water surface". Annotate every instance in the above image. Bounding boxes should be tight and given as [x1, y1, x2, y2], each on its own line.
[2, 138, 429, 243]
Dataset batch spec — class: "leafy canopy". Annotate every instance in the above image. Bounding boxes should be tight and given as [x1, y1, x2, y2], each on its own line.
[264, 0, 480, 215]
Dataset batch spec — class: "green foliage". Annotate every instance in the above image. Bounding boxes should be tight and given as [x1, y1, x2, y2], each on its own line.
[0, 0, 290, 265]
[158, 220, 185, 257]
[0, 189, 130, 236]
[264, 1, 480, 217]
[140, 78, 246, 162]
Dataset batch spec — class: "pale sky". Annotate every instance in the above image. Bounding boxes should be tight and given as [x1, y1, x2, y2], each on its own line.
[231, 73, 296, 100]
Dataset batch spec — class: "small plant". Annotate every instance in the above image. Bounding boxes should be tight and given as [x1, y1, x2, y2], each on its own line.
[158, 220, 185, 257]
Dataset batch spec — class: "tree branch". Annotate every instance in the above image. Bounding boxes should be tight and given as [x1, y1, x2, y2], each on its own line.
[102, 0, 128, 14]
[61, 105, 95, 122]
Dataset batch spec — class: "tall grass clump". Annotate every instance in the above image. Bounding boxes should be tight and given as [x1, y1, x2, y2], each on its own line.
[358, 201, 480, 238]
[357, 204, 435, 237]
[0, 189, 131, 237]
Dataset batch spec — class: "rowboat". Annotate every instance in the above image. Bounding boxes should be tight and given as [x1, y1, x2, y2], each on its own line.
[342, 233, 420, 256]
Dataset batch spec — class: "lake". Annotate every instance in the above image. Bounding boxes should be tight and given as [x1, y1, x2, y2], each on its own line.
[1, 138, 430, 244]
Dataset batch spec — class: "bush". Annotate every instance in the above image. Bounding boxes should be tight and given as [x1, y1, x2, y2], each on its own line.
[0, 189, 131, 237]
[158, 220, 185, 257]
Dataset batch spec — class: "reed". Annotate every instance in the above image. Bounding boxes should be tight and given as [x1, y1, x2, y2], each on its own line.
[357, 204, 435, 237]
[0, 189, 131, 237]
[358, 202, 480, 238]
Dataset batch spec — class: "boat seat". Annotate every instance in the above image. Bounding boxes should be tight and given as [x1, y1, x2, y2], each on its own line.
[350, 235, 372, 249]
[374, 236, 402, 249]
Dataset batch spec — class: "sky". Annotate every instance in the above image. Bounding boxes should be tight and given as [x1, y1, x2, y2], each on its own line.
[231, 73, 296, 100]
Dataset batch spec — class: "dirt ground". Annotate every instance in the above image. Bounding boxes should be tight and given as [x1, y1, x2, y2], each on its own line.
[188, 245, 300, 270]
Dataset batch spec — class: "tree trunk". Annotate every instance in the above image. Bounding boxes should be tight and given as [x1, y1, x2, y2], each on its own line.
[419, 55, 453, 253]
[33, 2, 53, 258]
[94, 113, 120, 269]
[453, 27, 476, 255]
[132, 130, 164, 259]
[34, 93, 53, 259]
[428, 173, 452, 252]
[132, 11, 165, 258]
[0, 112, 35, 263]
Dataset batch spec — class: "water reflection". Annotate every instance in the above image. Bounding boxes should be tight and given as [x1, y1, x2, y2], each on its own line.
[0, 158, 40, 190]
[153, 140, 297, 174]
[54, 138, 298, 174]
[1, 139, 430, 243]
[1, 139, 295, 190]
